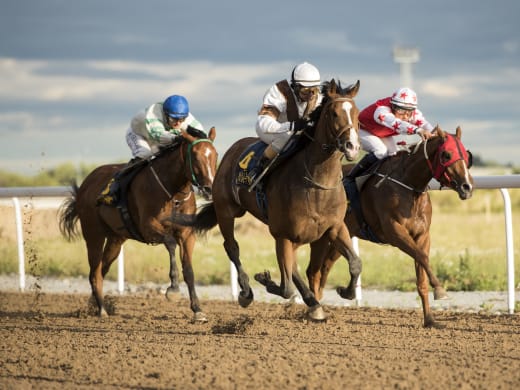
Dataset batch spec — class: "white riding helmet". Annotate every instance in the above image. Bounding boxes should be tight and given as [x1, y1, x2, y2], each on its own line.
[390, 87, 418, 110]
[291, 62, 321, 88]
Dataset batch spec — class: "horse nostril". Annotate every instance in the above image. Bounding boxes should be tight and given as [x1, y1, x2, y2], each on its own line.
[462, 183, 472, 193]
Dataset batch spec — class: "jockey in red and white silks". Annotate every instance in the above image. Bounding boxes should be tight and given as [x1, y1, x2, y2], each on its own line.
[358, 87, 434, 159]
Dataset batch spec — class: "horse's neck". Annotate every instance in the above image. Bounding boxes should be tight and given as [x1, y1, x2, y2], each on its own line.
[301, 140, 343, 186]
[152, 151, 189, 195]
[390, 141, 438, 188]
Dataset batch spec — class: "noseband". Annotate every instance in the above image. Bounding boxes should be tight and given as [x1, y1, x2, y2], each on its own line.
[186, 138, 214, 191]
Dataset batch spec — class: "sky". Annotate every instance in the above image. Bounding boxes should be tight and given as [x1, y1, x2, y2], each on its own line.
[1, 0, 519, 175]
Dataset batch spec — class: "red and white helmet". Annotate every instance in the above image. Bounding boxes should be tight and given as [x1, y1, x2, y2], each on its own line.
[390, 87, 417, 110]
[291, 62, 321, 88]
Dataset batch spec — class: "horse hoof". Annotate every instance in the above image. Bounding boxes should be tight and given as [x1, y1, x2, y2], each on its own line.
[308, 305, 327, 322]
[165, 287, 181, 301]
[434, 287, 449, 300]
[337, 286, 355, 300]
[193, 311, 208, 323]
[254, 271, 271, 286]
[99, 308, 109, 318]
[238, 291, 253, 308]
[424, 319, 446, 329]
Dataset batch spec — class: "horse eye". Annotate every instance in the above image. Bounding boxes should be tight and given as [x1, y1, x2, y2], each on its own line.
[441, 151, 452, 164]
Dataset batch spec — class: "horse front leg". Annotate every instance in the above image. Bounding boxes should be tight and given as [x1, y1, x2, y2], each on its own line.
[307, 238, 335, 301]
[414, 233, 446, 329]
[220, 217, 254, 308]
[329, 224, 362, 300]
[177, 232, 207, 322]
[254, 238, 296, 299]
[163, 236, 180, 299]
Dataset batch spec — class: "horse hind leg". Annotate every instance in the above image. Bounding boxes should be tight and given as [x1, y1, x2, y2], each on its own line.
[85, 235, 109, 317]
[163, 237, 180, 299]
[220, 217, 254, 308]
[330, 227, 362, 300]
[177, 233, 207, 322]
[95, 237, 125, 316]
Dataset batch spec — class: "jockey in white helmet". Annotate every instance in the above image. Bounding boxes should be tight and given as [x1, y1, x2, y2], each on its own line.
[249, 62, 323, 183]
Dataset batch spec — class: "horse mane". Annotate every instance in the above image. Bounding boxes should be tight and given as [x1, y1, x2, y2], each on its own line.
[186, 125, 207, 139]
[154, 126, 209, 158]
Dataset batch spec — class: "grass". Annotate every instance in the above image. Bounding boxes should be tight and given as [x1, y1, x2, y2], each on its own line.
[0, 188, 519, 292]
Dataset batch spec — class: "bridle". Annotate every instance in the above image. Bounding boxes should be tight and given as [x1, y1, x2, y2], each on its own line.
[423, 134, 471, 188]
[374, 134, 471, 193]
[148, 137, 215, 200]
[312, 96, 358, 154]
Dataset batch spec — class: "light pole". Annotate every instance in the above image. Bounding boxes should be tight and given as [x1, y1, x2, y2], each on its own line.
[393, 46, 420, 87]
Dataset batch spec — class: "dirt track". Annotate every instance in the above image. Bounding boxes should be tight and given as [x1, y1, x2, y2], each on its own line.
[1, 291, 519, 389]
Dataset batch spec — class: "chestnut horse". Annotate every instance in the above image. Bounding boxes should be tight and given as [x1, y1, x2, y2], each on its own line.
[59, 127, 218, 321]
[172, 80, 362, 320]
[306, 126, 473, 327]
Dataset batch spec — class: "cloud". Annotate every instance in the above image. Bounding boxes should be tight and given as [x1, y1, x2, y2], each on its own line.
[0, 55, 519, 175]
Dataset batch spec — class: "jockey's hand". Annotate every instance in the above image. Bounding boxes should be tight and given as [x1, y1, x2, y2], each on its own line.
[292, 118, 308, 132]
[416, 128, 433, 140]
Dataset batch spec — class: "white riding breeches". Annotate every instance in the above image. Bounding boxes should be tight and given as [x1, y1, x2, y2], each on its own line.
[126, 128, 157, 159]
[255, 129, 293, 153]
[359, 129, 400, 159]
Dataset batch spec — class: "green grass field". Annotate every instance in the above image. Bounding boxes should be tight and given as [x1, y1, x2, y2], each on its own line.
[0, 188, 518, 292]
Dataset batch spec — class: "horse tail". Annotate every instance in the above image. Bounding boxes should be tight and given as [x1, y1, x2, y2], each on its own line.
[58, 183, 81, 241]
[170, 202, 218, 235]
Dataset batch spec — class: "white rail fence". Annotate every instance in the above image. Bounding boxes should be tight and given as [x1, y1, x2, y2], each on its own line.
[1, 175, 518, 313]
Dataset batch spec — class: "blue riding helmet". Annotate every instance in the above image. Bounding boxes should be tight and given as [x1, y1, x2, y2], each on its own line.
[163, 95, 189, 119]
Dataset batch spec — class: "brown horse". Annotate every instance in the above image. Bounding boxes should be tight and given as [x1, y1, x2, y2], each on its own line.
[172, 80, 362, 320]
[306, 126, 473, 327]
[59, 127, 218, 321]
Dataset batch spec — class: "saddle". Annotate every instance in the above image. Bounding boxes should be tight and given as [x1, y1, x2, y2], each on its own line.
[233, 133, 310, 220]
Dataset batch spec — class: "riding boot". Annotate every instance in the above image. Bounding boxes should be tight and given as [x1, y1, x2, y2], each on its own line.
[345, 152, 379, 182]
[248, 144, 277, 184]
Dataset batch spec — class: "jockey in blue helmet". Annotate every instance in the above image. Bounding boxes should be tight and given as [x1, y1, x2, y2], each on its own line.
[125, 94, 204, 161]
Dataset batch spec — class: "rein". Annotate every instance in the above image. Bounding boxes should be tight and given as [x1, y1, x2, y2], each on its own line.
[148, 137, 213, 201]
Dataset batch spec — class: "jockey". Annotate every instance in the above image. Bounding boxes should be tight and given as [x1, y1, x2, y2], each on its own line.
[97, 95, 204, 205]
[126, 94, 204, 161]
[345, 87, 435, 182]
[248, 61, 324, 182]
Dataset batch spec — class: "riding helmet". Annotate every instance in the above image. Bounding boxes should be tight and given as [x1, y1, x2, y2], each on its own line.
[163, 95, 190, 118]
[390, 87, 417, 110]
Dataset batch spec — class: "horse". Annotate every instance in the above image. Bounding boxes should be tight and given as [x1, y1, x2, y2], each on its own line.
[306, 125, 473, 328]
[58, 127, 218, 321]
[170, 79, 362, 321]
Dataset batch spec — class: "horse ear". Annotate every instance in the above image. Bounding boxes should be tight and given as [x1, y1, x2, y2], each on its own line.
[208, 126, 216, 141]
[329, 79, 338, 94]
[347, 80, 360, 98]
[433, 125, 444, 138]
[455, 126, 462, 139]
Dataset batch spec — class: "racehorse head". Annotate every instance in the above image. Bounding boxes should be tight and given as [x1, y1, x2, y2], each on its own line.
[318, 79, 361, 161]
[180, 126, 218, 200]
[429, 126, 473, 200]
